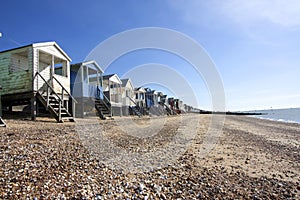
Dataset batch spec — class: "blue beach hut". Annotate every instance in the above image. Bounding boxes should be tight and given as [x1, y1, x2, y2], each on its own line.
[70, 60, 110, 118]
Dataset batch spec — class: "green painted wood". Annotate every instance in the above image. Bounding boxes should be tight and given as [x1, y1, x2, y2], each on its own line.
[0, 47, 33, 96]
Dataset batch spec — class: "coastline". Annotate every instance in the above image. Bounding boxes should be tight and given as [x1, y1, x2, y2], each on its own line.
[250, 115, 300, 125]
[0, 114, 299, 198]
[247, 107, 300, 124]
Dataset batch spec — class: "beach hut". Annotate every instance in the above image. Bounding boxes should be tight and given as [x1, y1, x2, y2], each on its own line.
[102, 74, 122, 116]
[0, 42, 76, 122]
[70, 60, 110, 118]
[120, 78, 140, 116]
[178, 100, 185, 113]
[134, 87, 146, 108]
[133, 87, 148, 115]
[174, 99, 182, 114]
[145, 88, 158, 108]
[158, 93, 167, 104]
[145, 88, 167, 116]
[157, 93, 175, 115]
[167, 97, 178, 115]
[121, 78, 135, 107]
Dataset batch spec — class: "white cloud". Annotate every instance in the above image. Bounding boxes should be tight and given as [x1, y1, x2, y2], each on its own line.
[221, 0, 300, 28]
[169, 0, 300, 29]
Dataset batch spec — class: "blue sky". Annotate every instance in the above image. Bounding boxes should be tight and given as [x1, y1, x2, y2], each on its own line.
[0, 0, 300, 111]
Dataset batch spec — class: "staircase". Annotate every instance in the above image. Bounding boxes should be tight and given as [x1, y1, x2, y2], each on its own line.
[130, 106, 142, 117]
[36, 93, 74, 123]
[95, 98, 111, 120]
[126, 95, 145, 117]
[35, 72, 76, 123]
[94, 86, 112, 120]
[161, 102, 177, 115]
[0, 117, 6, 127]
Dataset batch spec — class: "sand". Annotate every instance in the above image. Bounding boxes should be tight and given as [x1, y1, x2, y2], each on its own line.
[0, 114, 299, 199]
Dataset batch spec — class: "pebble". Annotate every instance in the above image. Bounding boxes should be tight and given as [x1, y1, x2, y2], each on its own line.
[0, 117, 299, 199]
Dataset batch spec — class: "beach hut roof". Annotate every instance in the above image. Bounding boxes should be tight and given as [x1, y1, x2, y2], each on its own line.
[103, 74, 122, 84]
[0, 41, 72, 61]
[157, 91, 164, 96]
[121, 78, 129, 87]
[121, 78, 134, 89]
[145, 88, 158, 95]
[134, 87, 146, 93]
[71, 60, 104, 73]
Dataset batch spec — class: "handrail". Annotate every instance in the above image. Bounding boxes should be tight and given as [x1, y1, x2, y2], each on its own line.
[126, 95, 137, 106]
[34, 72, 63, 103]
[126, 95, 149, 115]
[97, 86, 110, 104]
[52, 75, 77, 103]
[161, 102, 172, 112]
[96, 86, 111, 113]
[34, 72, 76, 120]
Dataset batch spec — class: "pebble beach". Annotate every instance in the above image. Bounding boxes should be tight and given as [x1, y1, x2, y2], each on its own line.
[0, 114, 299, 199]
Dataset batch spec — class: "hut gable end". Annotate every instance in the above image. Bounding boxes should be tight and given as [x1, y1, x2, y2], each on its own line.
[36, 45, 68, 61]
[33, 42, 71, 61]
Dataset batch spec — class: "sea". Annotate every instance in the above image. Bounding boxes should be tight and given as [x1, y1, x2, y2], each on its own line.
[249, 108, 300, 124]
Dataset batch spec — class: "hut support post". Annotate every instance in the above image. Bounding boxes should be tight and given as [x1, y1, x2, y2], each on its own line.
[31, 96, 37, 121]
[72, 100, 76, 118]
[80, 100, 84, 118]
[8, 106, 12, 113]
[51, 55, 54, 86]
[0, 95, 2, 117]
[119, 84, 122, 117]
[58, 101, 61, 122]
[0, 85, 2, 117]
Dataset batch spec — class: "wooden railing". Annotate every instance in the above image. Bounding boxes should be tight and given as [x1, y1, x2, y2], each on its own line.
[161, 102, 175, 115]
[126, 95, 150, 115]
[34, 72, 77, 119]
[53, 75, 77, 104]
[126, 95, 137, 106]
[97, 86, 111, 115]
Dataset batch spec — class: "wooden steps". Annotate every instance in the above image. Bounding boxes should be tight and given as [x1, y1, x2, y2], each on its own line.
[34, 72, 76, 123]
[130, 106, 142, 117]
[126, 95, 145, 117]
[161, 102, 177, 115]
[95, 98, 111, 120]
[36, 92, 75, 123]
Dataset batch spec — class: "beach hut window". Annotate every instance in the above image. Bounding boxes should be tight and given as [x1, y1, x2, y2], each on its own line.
[54, 60, 67, 77]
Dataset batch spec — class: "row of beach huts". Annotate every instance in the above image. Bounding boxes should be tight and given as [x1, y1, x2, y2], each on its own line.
[0, 41, 196, 124]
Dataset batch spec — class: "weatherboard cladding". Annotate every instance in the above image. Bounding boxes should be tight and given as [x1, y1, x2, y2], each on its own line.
[0, 46, 33, 95]
[0, 42, 71, 97]
[120, 78, 135, 106]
